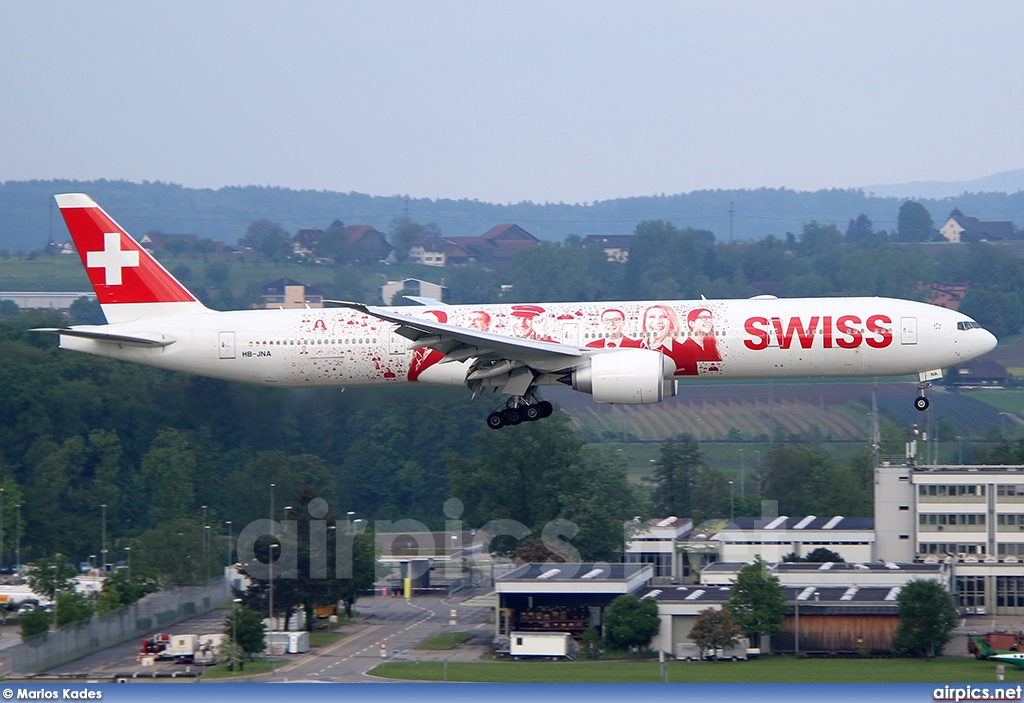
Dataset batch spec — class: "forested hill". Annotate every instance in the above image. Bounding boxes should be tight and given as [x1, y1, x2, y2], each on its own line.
[2, 179, 1024, 252]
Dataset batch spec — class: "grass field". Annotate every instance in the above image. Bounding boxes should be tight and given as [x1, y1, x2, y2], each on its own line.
[308, 631, 345, 647]
[415, 632, 475, 650]
[962, 390, 1024, 416]
[371, 656, 1024, 683]
[199, 657, 281, 679]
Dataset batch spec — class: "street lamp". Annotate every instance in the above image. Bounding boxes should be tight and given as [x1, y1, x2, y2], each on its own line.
[15, 504, 21, 576]
[729, 481, 735, 523]
[101, 503, 107, 573]
[226, 521, 233, 568]
[346, 511, 355, 532]
[283, 506, 293, 534]
[232, 597, 242, 673]
[268, 542, 279, 632]
[204, 525, 211, 582]
[125, 546, 131, 579]
[201, 505, 208, 578]
[739, 448, 745, 498]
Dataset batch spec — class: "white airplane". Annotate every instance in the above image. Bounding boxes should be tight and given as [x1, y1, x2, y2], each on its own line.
[36, 194, 997, 429]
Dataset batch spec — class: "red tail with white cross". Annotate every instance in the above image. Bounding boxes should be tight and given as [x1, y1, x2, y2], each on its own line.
[56, 194, 208, 323]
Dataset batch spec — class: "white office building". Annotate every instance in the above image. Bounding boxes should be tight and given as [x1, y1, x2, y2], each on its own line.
[875, 463, 1024, 614]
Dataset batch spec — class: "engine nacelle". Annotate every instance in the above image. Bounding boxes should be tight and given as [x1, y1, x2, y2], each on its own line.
[572, 349, 677, 404]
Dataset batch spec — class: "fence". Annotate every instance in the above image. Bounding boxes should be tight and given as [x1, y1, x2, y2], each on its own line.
[1, 579, 230, 675]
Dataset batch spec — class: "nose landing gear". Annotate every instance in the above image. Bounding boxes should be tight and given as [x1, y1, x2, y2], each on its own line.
[915, 370, 939, 412]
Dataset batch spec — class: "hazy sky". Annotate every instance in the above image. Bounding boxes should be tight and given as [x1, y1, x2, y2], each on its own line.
[2, 2, 1022, 204]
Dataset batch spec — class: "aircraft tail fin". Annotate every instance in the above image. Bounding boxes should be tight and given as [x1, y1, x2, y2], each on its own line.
[56, 194, 209, 323]
[971, 636, 994, 657]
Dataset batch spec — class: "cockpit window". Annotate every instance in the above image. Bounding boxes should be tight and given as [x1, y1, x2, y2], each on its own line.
[957, 321, 982, 331]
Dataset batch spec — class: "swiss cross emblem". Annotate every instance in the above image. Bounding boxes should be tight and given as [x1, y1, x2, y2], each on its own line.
[86, 232, 140, 285]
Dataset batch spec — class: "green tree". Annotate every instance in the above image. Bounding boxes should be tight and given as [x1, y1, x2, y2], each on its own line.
[94, 584, 124, 616]
[447, 414, 636, 561]
[580, 625, 602, 659]
[891, 578, 957, 658]
[726, 557, 787, 644]
[959, 289, 1024, 338]
[224, 606, 266, 665]
[845, 214, 883, 247]
[26, 554, 78, 603]
[650, 435, 702, 517]
[895, 201, 935, 242]
[240, 220, 291, 261]
[388, 216, 441, 264]
[603, 594, 660, 651]
[55, 590, 94, 627]
[18, 607, 51, 640]
[689, 607, 741, 659]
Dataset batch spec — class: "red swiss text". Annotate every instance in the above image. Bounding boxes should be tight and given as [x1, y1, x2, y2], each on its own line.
[743, 314, 893, 351]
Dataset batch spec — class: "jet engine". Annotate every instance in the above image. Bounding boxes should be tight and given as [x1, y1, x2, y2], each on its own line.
[570, 349, 677, 404]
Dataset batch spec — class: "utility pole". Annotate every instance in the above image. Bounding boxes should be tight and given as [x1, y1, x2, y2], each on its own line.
[728, 201, 735, 243]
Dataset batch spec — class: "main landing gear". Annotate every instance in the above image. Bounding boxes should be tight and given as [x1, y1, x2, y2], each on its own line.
[486, 398, 554, 429]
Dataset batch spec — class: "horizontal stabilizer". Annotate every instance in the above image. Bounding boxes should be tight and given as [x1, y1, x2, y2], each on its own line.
[32, 327, 176, 347]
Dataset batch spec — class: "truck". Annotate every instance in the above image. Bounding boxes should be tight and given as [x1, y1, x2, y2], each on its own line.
[165, 634, 199, 662]
[507, 632, 577, 660]
[193, 634, 226, 665]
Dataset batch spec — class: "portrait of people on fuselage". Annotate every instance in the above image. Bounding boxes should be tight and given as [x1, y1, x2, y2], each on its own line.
[468, 310, 492, 332]
[408, 309, 447, 381]
[676, 307, 722, 376]
[639, 303, 691, 375]
[509, 304, 554, 342]
[586, 308, 641, 349]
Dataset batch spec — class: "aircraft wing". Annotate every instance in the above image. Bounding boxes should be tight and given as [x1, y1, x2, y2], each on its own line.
[328, 301, 585, 374]
[32, 326, 176, 347]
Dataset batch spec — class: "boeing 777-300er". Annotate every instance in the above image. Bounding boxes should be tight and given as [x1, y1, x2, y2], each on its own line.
[35, 194, 998, 429]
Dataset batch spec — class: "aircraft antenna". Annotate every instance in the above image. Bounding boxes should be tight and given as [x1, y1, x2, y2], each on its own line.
[728, 201, 735, 242]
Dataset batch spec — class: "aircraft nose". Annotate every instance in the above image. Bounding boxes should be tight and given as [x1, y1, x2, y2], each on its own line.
[980, 328, 998, 355]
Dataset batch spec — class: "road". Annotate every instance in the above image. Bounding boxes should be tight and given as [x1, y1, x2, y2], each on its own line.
[242, 593, 493, 683]
[40, 590, 493, 683]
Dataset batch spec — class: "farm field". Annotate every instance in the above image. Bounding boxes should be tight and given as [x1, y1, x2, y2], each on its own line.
[371, 656, 1024, 683]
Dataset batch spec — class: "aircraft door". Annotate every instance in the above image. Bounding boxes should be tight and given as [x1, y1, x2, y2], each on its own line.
[389, 327, 407, 355]
[561, 322, 579, 346]
[900, 317, 918, 345]
[219, 331, 236, 359]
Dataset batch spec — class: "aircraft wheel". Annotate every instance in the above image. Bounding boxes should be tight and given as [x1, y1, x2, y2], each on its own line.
[487, 412, 505, 429]
[537, 400, 554, 418]
[914, 396, 930, 412]
[505, 408, 523, 425]
[524, 405, 541, 422]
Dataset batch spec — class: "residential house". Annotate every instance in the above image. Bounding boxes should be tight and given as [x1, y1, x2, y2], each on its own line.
[919, 282, 970, 311]
[582, 234, 633, 263]
[443, 224, 539, 264]
[939, 214, 1017, 243]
